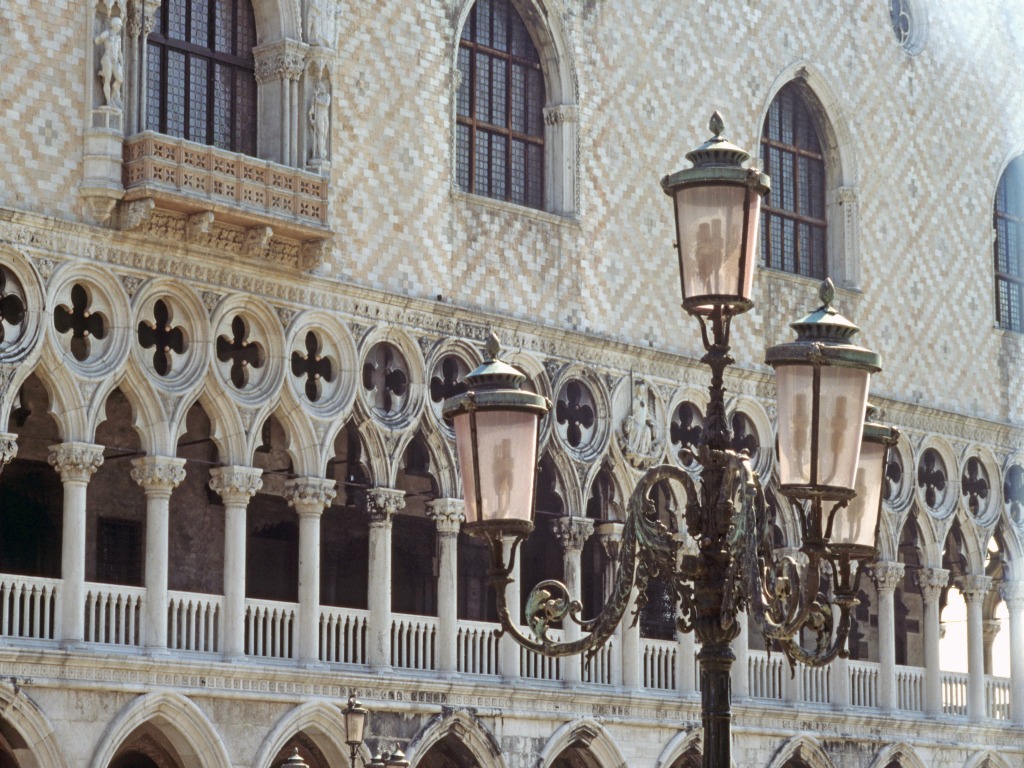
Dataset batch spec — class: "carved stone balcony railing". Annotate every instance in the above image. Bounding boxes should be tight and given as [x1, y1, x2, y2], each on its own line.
[122, 132, 330, 242]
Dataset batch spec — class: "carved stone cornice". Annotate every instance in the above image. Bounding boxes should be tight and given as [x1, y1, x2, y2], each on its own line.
[208, 466, 264, 505]
[130, 456, 186, 495]
[48, 443, 105, 483]
[871, 561, 905, 593]
[543, 104, 579, 126]
[253, 39, 308, 84]
[366, 487, 405, 525]
[551, 516, 594, 553]
[285, 476, 337, 516]
[0, 432, 17, 471]
[960, 574, 994, 603]
[999, 581, 1024, 608]
[426, 499, 465, 536]
[915, 567, 950, 604]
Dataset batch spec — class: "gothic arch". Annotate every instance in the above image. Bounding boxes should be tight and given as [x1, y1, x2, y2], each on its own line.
[867, 742, 927, 768]
[538, 719, 626, 768]
[766, 734, 834, 768]
[89, 692, 230, 768]
[0, 683, 68, 768]
[194, 382, 248, 466]
[104, 364, 170, 455]
[654, 728, 708, 768]
[407, 709, 503, 768]
[250, 701, 352, 768]
[963, 751, 1013, 768]
[271, 398, 321, 478]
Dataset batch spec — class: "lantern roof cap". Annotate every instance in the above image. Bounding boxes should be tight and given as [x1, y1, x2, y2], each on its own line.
[442, 333, 550, 420]
[661, 112, 770, 196]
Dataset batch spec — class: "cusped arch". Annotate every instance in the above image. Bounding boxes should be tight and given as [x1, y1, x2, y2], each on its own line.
[867, 742, 927, 768]
[654, 728, 706, 768]
[96, 365, 169, 455]
[90, 692, 230, 768]
[543, 442, 585, 519]
[250, 701, 352, 768]
[194, 383, 248, 466]
[726, 395, 774, 480]
[408, 419, 460, 498]
[270, 397, 321, 477]
[407, 709, 504, 768]
[0, 682, 68, 768]
[538, 718, 625, 768]
[963, 750, 1013, 768]
[767, 734, 834, 768]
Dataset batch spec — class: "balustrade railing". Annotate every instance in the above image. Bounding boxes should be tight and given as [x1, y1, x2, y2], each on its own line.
[849, 660, 879, 709]
[167, 592, 221, 653]
[391, 615, 437, 671]
[0, 575, 60, 641]
[986, 676, 1012, 720]
[583, 637, 615, 686]
[245, 599, 295, 659]
[942, 672, 968, 716]
[748, 650, 786, 700]
[896, 664, 925, 712]
[522, 627, 561, 681]
[798, 662, 831, 704]
[643, 638, 677, 691]
[320, 607, 369, 665]
[84, 583, 144, 647]
[457, 620, 500, 676]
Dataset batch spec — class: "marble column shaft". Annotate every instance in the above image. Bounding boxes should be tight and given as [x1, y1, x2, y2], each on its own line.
[552, 516, 593, 684]
[427, 499, 465, 673]
[872, 560, 905, 711]
[962, 574, 993, 722]
[917, 567, 949, 716]
[286, 476, 337, 663]
[1000, 581, 1024, 725]
[366, 487, 404, 668]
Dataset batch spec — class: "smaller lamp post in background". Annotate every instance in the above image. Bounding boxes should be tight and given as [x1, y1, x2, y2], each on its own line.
[342, 696, 410, 768]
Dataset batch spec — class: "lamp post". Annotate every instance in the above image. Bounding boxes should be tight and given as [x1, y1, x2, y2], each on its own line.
[443, 114, 898, 768]
[342, 696, 410, 768]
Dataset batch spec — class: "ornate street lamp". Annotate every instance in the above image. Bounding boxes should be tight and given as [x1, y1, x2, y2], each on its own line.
[444, 114, 898, 768]
[343, 695, 369, 768]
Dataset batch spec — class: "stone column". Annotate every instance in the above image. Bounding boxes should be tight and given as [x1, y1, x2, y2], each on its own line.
[621, 581, 642, 689]
[872, 560, 905, 711]
[999, 581, 1024, 725]
[917, 567, 949, 717]
[253, 39, 307, 167]
[552, 516, 594, 684]
[427, 499, 465, 674]
[0, 432, 17, 475]
[595, 523, 624, 686]
[130, 456, 186, 652]
[731, 614, 749, 701]
[500, 534, 521, 679]
[48, 443, 104, 645]
[285, 477, 336, 665]
[983, 619, 1001, 675]
[366, 487, 404, 668]
[962, 574, 993, 722]
[209, 466, 263, 659]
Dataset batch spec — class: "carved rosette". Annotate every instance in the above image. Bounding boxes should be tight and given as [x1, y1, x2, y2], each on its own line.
[130, 456, 187, 495]
[870, 560, 905, 593]
[285, 476, 337, 516]
[208, 466, 264, 506]
[551, 516, 594, 554]
[999, 581, 1024, 608]
[366, 487, 406, 526]
[960, 574, 993, 603]
[0, 432, 17, 472]
[426, 499, 465, 536]
[915, 567, 950, 604]
[48, 442, 105, 483]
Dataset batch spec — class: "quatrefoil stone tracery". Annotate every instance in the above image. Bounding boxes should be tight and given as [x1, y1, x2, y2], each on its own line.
[216, 315, 265, 389]
[961, 457, 990, 518]
[556, 379, 596, 449]
[362, 342, 408, 414]
[670, 401, 703, 464]
[917, 448, 947, 511]
[137, 299, 186, 377]
[291, 330, 334, 403]
[0, 268, 26, 348]
[54, 283, 107, 362]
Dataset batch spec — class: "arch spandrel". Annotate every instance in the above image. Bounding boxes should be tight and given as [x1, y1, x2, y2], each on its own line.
[407, 709, 504, 768]
[539, 718, 626, 768]
[250, 701, 351, 768]
[766, 735, 834, 768]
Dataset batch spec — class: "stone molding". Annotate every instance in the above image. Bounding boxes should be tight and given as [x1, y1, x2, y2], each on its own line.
[916, 567, 950, 603]
[0, 432, 17, 472]
[426, 499, 465, 535]
[208, 466, 264, 505]
[47, 442, 105, 483]
[551, 516, 594, 553]
[130, 456, 187, 495]
[366, 487, 406, 525]
[285, 476, 337, 516]
[960, 574, 994, 602]
[871, 561, 905, 593]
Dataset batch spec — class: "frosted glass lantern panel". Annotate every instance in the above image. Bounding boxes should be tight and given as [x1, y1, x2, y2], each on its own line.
[776, 365, 815, 487]
[816, 367, 870, 491]
[831, 440, 885, 549]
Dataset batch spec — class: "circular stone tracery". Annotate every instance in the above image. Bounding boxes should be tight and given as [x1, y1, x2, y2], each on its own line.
[670, 401, 703, 466]
[362, 341, 409, 416]
[917, 447, 948, 513]
[555, 378, 596, 451]
[0, 267, 27, 352]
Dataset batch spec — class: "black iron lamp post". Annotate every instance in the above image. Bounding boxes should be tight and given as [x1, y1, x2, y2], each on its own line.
[443, 114, 898, 768]
[341, 696, 411, 768]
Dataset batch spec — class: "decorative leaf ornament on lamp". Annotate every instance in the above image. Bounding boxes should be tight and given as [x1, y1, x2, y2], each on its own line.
[445, 114, 896, 768]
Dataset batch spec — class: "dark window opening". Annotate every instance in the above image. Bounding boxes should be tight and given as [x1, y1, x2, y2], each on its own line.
[995, 156, 1024, 332]
[97, 517, 144, 586]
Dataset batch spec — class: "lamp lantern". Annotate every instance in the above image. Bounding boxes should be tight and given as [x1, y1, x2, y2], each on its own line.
[766, 279, 881, 504]
[443, 333, 550, 539]
[661, 112, 770, 316]
[342, 696, 368, 749]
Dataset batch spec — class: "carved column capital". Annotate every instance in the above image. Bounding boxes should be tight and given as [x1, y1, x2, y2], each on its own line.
[916, 567, 950, 603]
[960, 574, 993, 603]
[131, 456, 186, 495]
[209, 466, 264, 505]
[551, 516, 594, 554]
[999, 580, 1024, 608]
[594, 522, 624, 560]
[366, 487, 405, 526]
[253, 38, 309, 84]
[48, 442, 105, 483]
[426, 499, 465, 536]
[871, 561, 905, 593]
[983, 619, 1002, 644]
[0, 432, 17, 472]
[285, 476, 337, 516]
[837, 185, 859, 205]
[543, 104, 579, 126]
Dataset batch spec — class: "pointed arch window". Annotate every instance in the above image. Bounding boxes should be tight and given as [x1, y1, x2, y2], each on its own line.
[995, 156, 1024, 332]
[456, 0, 546, 210]
[760, 83, 828, 278]
[145, 0, 257, 155]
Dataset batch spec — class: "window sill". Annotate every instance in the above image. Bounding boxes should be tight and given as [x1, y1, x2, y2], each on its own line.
[451, 189, 580, 230]
[122, 132, 330, 242]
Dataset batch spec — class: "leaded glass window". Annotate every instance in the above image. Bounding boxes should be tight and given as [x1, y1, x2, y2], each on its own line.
[457, 0, 545, 210]
[760, 84, 828, 279]
[146, 0, 257, 155]
[995, 156, 1024, 333]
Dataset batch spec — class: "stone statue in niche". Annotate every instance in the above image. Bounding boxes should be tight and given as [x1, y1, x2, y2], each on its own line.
[618, 379, 661, 468]
[95, 15, 124, 107]
[309, 78, 331, 161]
[306, 0, 336, 47]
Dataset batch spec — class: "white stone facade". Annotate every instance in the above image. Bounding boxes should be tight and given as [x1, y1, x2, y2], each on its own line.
[0, 1, 1022, 767]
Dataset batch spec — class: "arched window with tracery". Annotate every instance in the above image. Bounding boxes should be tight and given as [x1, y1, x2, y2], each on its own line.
[146, 0, 257, 155]
[760, 83, 828, 278]
[995, 155, 1024, 332]
[456, 0, 546, 210]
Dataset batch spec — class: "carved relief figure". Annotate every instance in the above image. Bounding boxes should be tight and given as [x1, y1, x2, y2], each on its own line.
[309, 78, 331, 161]
[624, 380, 655, 457]
[95, 16, 125, 107]
[306, 0, 336, 47]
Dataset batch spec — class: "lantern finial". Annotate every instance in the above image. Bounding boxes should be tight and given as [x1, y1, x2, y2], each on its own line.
[819, 278, 836, 309]
[709, 111, 725, 137]
[485, 331, 501, 361]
